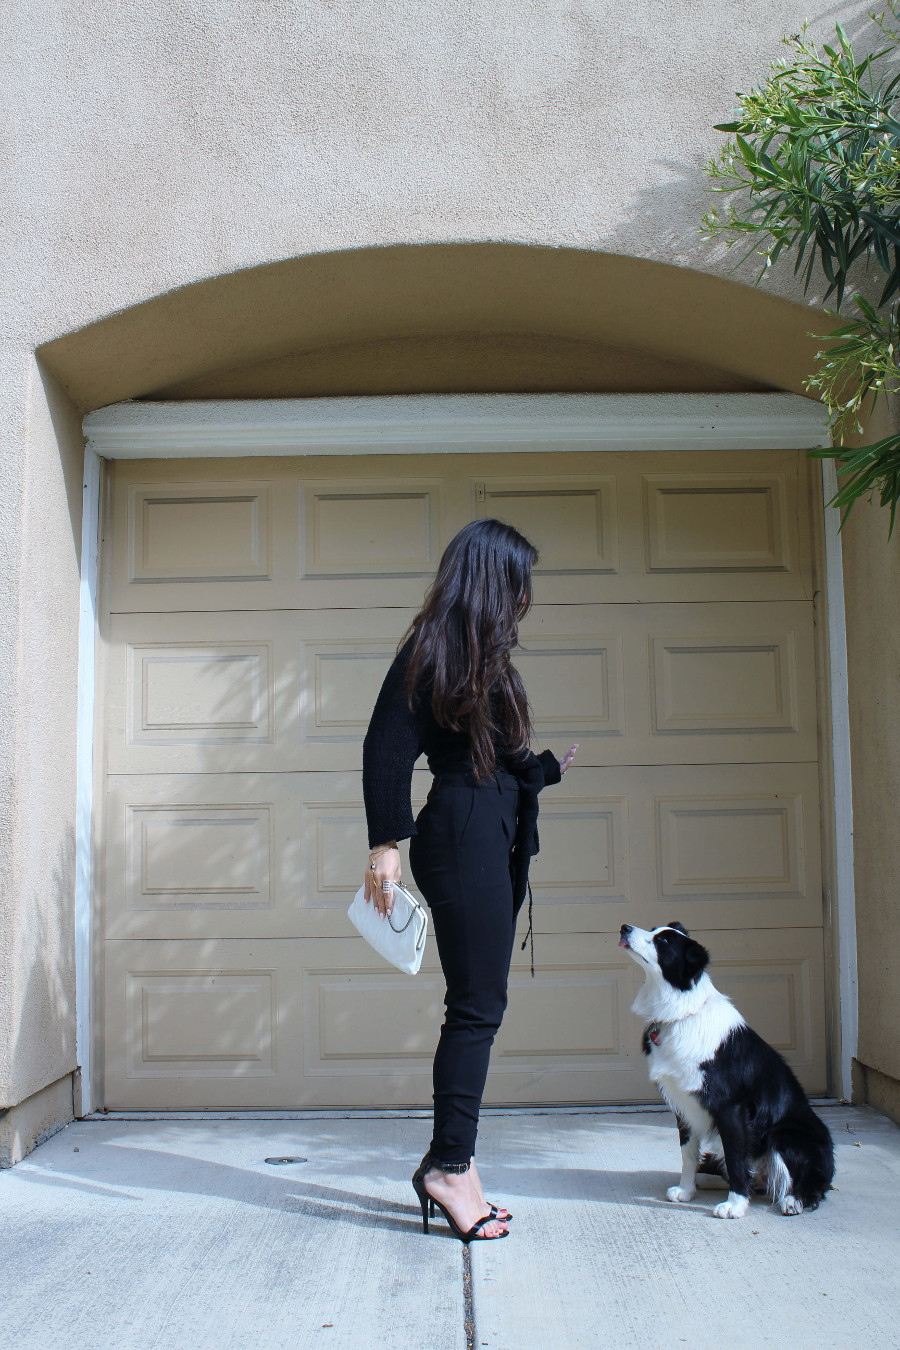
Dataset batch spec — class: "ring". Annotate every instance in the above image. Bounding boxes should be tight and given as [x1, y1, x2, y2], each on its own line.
[381, 880, 392, 891]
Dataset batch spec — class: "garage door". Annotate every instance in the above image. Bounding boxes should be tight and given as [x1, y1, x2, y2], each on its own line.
[97, 448, 828, 1107]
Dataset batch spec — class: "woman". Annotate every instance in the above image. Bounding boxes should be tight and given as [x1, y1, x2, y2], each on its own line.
[362, 518, 577, 1243]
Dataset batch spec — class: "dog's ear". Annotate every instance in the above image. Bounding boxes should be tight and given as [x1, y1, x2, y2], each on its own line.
[682, 937, 709, 983]
[667, 921, 689, 936]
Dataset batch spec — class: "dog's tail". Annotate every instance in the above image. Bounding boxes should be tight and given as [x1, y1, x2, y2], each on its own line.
[766, 1113, 835, 1213]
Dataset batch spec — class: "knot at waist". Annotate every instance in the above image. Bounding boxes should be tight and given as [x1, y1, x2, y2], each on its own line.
[427, 753, 520, 792]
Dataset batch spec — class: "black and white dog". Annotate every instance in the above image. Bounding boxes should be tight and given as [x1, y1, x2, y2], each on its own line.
[619, 921, 835, 1219]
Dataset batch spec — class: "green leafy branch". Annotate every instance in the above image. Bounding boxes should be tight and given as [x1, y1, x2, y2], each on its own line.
[702, 15, 900, 534]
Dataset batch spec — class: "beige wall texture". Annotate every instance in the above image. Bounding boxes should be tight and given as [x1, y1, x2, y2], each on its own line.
[37, 244, 829, 409]
[3, 1, 877, 355]
[841, 406, 900, 1098]
[0, 359, 84, 1161]
[1, 0, 897, 1154]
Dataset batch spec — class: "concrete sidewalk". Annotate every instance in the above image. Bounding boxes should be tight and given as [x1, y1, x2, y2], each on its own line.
[1, 1106, 897, 1350]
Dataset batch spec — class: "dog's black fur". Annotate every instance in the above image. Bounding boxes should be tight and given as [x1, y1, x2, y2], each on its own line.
[693, 1022, 835, 1210]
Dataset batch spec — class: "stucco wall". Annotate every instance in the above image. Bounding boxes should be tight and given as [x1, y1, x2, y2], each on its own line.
[3, 1, 876, 356]
[0, 361, 83, 1111]
[151, 331, 767, 400]
[842, 478, 900, 1093]
[0, 0, 892, 1124]
[0, 356, 32, 1103]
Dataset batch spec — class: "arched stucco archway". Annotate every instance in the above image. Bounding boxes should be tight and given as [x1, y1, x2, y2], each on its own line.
[36, 244, 830, 410]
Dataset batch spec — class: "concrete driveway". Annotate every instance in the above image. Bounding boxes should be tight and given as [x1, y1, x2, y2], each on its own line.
[1, 1105, 896, 1350]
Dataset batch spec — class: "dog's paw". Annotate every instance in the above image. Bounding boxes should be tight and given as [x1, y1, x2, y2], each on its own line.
[666, 1185, 695, 1203]
[713, 1193, 750, 1220]
[780, 1195, 803, 1216]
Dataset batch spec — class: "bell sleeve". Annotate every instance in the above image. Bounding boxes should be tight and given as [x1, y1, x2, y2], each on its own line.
[536, 748, 562, 788]
[362, 643, 424, 849]
[506, 745, 562, 790]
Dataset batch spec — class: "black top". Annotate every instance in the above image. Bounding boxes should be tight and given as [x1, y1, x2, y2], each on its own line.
[362, 639, 561, 851]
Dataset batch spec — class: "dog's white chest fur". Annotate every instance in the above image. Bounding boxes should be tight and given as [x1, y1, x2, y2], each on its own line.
[633, 974, 745, 1102]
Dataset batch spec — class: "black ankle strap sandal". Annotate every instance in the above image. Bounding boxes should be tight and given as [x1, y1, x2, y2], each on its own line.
[412, 1171, 509, 1243]
[413, 1151, 513, 1223]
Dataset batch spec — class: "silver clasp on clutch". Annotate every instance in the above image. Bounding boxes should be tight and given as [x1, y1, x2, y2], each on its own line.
[388, 884, 428, 951]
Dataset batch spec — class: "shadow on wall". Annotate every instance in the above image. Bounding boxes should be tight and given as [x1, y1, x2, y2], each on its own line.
[598, 0, 890, 283]
[36, 245, 839, 413]
[144, 328, 772, 401]
[2, 359, 84, 1127]
[36, 358, 88, 570]
[591, 2, 900, 316]
[5, 829, 77, 1111]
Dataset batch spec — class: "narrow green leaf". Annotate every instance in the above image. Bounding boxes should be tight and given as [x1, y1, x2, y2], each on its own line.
[862, 211, 900, 250]
[734, 133, 757, 164]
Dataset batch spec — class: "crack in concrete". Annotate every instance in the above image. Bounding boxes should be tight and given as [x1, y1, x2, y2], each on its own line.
[462, 1245, 475, 1350]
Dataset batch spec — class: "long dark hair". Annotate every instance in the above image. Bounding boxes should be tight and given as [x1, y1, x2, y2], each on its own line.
[404, 518, 538, 778]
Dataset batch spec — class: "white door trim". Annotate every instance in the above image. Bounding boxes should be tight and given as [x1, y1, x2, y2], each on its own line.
[77, 392, 856, 1101]
[84, 392, 829, 457]
[74, 444, 102, 1117]
[821, 459, 857, 1098]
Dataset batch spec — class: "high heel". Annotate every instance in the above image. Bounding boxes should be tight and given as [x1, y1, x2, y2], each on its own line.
[411, 1171, 509, 1243]
[415, 1152, 512, 1222]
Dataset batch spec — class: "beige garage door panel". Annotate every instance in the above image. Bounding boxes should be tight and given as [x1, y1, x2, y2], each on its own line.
[105, 601, 817, 775]
[102, 935, 647, 1109]
[104, 771, 429, 941]
[520, 602, 817, 766]
[104, 760, 821, 945]
[104, 608, 416, 774]
[107, 450, 813, 613]
[529, 762, 822, 935]
[108, 460, 452, 613]
[103, 926, 825, 1110]
[104, 938, 305, 1110]
[482, 457, 812, 603]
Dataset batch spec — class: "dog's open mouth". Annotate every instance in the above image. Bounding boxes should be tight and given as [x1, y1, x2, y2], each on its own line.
[619, 927, 646, 960]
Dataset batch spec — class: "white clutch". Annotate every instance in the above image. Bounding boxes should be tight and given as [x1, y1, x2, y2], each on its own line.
[347, 881, 428, 975]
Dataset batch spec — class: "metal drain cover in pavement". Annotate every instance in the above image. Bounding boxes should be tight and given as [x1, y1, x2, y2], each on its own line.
[264, 1156, 308, 1165]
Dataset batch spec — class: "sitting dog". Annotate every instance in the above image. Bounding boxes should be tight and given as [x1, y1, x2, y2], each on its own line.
[619, 921, 834, 1218]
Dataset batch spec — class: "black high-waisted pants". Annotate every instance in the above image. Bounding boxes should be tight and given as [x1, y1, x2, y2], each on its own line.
[408, 766, 520, 1166]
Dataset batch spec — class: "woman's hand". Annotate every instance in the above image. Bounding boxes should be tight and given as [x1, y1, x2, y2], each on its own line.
[558, 744, 578, 775]
[364, 844, 402, 918]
